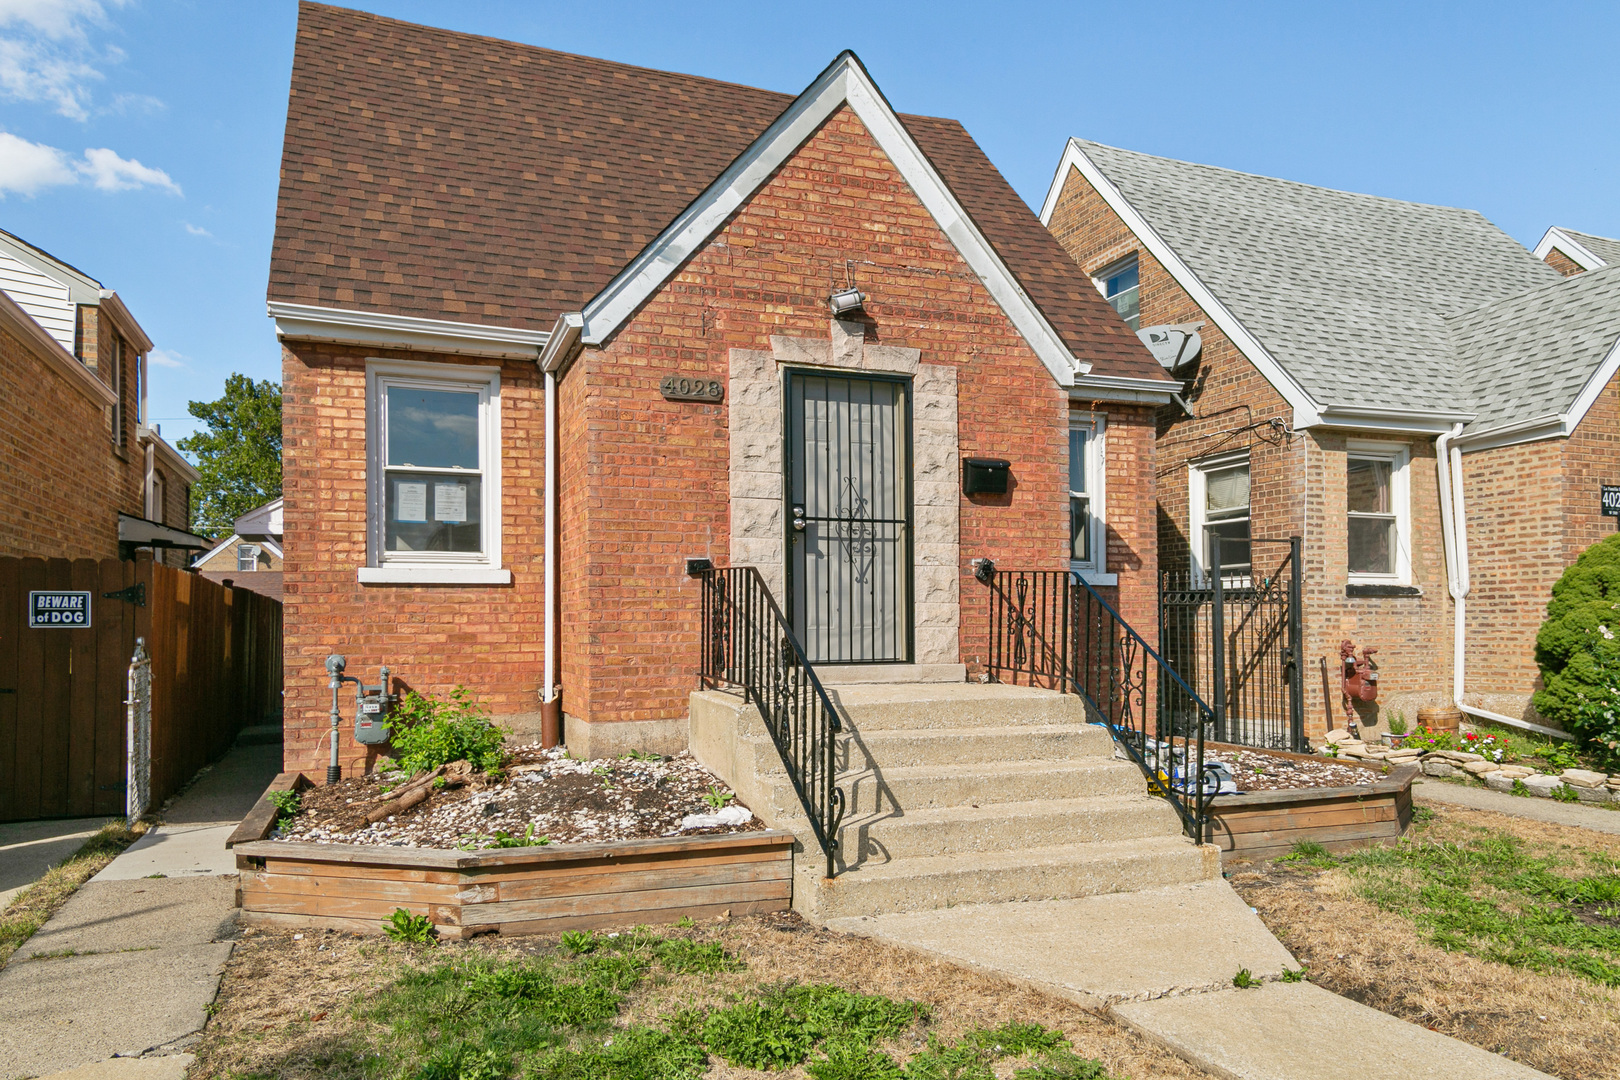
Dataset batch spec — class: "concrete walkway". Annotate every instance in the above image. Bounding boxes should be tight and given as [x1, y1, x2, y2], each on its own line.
[830, 878, 1552, 1080]
[0, 741, 280, 1080]
[1414, 777, 1620, 834]
[0, 819, 116, 907]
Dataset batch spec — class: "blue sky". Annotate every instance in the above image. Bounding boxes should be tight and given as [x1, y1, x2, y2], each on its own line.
[1, 0, 1616, 448]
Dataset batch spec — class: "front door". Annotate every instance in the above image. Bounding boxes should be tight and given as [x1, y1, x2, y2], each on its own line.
[786, 371, 912, 664]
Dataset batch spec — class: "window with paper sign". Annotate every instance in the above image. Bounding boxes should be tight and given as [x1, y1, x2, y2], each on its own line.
[365, 360, 503, 582]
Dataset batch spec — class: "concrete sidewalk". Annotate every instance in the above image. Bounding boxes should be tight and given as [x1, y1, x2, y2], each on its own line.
[830, 879, 1552, 1080]
[0, 819, 116, 907]
[1414, 777, 1620, 834]
[0, 740, 280, 1080]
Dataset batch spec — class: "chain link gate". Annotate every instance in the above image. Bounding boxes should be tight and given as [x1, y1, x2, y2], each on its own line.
[125, 637, 151, 823]
[1159, 536, 1305, 751]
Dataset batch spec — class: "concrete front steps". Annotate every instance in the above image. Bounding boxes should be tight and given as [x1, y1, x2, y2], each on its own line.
[689, 682, 1217, 922]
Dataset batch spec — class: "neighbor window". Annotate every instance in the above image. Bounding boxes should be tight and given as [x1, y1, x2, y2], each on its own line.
[363, 360, 504, 583]
[110, 337, 124, 447]
[1192, 454, 1251, 579]
[1069, 414, 1106, 576]
[237, 544, 260, 572]
[1346, 442, 1410, 582]
[1095, 256, 1140, 330]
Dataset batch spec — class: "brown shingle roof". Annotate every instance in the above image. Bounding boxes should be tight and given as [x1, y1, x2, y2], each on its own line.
[270, 2, 1165, 381]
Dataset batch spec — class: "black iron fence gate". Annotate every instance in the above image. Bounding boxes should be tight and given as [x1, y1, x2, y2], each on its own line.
[1159, 536, 1305, 752]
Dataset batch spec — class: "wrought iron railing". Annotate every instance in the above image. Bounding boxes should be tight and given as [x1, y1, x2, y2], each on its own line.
[695, 565, 846, 878]
[982, 564, 1215, 840]
[1159, 536, 1305, 752]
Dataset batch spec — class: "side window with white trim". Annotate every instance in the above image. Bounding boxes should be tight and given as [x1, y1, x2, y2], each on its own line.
[1190, 453, 1251, 580]
[1346, 442, 1410, 583]
[1093, 255, 1140, 331]
[366, 362, 502, 578]
[1069, 414, 1106, 575]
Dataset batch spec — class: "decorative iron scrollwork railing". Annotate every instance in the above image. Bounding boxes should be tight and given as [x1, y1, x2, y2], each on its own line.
[982, 566, 1215, 841]
[696, 566, 846, 878]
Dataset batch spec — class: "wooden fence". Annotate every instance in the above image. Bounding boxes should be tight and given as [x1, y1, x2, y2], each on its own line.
[0, 554, 282, 822]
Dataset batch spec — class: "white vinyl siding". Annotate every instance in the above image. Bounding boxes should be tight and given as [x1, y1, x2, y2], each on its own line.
[0, 252, 76, 353]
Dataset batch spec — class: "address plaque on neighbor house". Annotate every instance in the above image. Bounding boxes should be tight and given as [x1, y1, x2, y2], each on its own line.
[659, 374, 724, 403]
[1603, 485, 1620, 518]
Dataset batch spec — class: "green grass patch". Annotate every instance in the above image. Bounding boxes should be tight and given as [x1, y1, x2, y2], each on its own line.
[0, 820, 140, 967]
[1331, 819, 1620, 985]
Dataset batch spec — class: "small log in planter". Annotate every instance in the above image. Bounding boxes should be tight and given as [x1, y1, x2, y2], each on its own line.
[1204, 743, 1419, 865]
[230, 774, 796, 938]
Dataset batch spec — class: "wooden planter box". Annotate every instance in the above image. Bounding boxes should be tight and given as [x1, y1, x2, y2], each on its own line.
[229, 774, 795, 938]
[1204, 744, 1419, 865]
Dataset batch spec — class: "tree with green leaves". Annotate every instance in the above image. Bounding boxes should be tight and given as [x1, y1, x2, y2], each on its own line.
[179, 374, 282, 537]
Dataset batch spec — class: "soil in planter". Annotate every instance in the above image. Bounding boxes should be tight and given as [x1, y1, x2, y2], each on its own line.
[1207, 747, 1378, 792]
[275, 746, 763, 849]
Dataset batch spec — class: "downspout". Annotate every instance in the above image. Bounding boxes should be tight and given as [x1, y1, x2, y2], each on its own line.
[539, 313, 584, 748]
[1436, 424, 1573, 740]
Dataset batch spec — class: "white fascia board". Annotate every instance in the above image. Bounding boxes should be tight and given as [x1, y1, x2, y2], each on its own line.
[1040, 139, 1323, 427]
[98, 291, 154, 354]
[261, 539, 284, 560]
[140, 426, 200, 482]
[578, 53, 1086, 388]
[540, 312, 583, 374]
[1532, 227, 1606, 271]
[1313, 402, 1477, 435]
[194, 533, 242, 567]
[0, 287, 117, 407]
[269, 301, 549, 360]
[1068, 373, 1177, 404]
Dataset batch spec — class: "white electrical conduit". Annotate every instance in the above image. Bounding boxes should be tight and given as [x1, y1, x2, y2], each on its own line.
[1435, 422, 1573, 741]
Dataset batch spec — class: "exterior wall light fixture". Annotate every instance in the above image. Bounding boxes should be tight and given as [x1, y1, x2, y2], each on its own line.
[829, 287, 865, 316]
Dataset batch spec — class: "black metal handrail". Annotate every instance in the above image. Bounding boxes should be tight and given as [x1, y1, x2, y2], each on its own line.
[982, 564, 1215, 841]
[695, 565, 846, 877]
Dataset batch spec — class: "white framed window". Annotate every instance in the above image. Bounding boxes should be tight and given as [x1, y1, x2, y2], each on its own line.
[1346, 440, 1410, 584]
[1189, 451, 1251, 582]
[237, 544, 260, 572]
[360, 359, 508, 585]
[1092, 255, 1140, 331]
[151, 472, 165, 525]
[110, 336, 124, 447]
[1068, 413, 1114, 584]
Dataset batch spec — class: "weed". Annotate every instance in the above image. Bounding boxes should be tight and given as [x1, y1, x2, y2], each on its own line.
[560, 930, 602, 955]
[901, 1033, 994, 1080]
[1414, 806, 1437, 825]
[1512, 779, 1533, 798]
[675, 916, 695, 928]
[965, 1021, 1067, 1056]
[620, 749, 664, 763]
[1553, 783, 1582, 803]
[267, 789, 301, 824]
[145, 873, 167, 879]
[412, 1041, 509, 1080]
[488, 824, 549, 849]
[806, 1038, 904, 1080]
[700, 999, 813, 1069]
[532, 1026, 707, 1080]
[385, 686, 506, 775]
[1280, 840, 1336, 868]
[382, 908, 436, 945]
[1012, 1048, 1115, 1080]
[651, 938, 744, 975]
[1280, 966, 1308, 983]
[702, 785, 736, 810]
[1232, 968, 1260, 989]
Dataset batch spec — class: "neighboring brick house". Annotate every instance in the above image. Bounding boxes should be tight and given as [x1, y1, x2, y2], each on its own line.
[194, 496, 284, 601]
[1041, 139, 1620, 738]
[0, 228, 205, 565]
[1535, 227, 1620, 277]
[267, 3, 1178, 777]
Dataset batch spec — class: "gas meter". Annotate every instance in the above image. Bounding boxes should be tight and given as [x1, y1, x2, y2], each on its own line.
[354, 666, 396, 746]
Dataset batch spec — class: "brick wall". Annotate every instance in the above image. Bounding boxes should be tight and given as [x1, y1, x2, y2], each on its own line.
[279, 341, 546, 776]
[0, 320, 129, 559]
[1544, 248, 1586, 277]
[1047, 163, 1454, 737]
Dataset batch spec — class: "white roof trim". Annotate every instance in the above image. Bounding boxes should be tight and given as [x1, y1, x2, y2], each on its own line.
[1533, 227, 1607, 272]
[269, 301, 549, 360]
[578, 52, 1087, 388]
[98, 290, 153, 354]
[1069, 372, 1177, 404]
[194, 533, 243, 567]
[0, 287, 117, 407]
[139, 425, 200, 483]
[1314, 401, 1476, 435]
[1040, 139, 1325, 426]
[261, 538, 284, 560]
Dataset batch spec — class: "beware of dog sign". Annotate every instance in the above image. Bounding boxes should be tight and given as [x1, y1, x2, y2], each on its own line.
[28, 591, 91, 628]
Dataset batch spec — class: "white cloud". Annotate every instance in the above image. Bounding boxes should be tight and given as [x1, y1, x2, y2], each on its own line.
[183, 222, 212, 238]
[108, 91, 162, 115]
[147, 347, 185, 369]
[0, 131, 180, 198]
[0, 130, 74, 194]
[0, 0, 126, 121]
[79, 145, 179, 193]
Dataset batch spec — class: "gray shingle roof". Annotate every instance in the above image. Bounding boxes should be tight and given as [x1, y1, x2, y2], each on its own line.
[1448, 265, 1620, 434]
[1554, 228, 1620, 267]
[1073, 141, 1592, 423]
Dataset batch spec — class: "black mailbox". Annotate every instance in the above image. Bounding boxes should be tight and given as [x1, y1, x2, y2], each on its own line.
[962, 457, 1011, 495]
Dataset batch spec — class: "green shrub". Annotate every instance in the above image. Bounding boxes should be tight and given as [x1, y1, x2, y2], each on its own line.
[385, 687, 506, 775]
[1534, 533, 1620, 759]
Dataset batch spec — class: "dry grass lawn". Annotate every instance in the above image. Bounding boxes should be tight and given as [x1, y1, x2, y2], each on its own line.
[1229, 804, 1620, 1080]
[0, 820, 142, 968]
[192, 913, 1209, 1080]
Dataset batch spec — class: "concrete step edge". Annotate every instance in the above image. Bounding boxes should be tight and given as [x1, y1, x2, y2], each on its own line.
[816, 835, 1203, 882]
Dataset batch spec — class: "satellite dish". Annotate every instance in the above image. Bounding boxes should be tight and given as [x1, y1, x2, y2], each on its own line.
[1137, 323, 1203, 372]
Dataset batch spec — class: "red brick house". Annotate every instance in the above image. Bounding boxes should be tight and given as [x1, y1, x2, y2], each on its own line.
[267, 4, 1180, 776]
[0, 227, 204, 565]
[1041, 139, 1620, 740]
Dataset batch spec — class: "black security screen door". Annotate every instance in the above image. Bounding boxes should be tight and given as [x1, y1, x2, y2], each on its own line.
[786, 372, 912, 664]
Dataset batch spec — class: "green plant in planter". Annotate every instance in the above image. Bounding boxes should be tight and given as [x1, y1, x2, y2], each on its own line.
[1385, 711, 1409, 736]
[266, 789, 301, 825]
[383, 686, 505, 775]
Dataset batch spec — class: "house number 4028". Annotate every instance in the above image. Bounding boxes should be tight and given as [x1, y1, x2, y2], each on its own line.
[659, 374, 724, 403]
